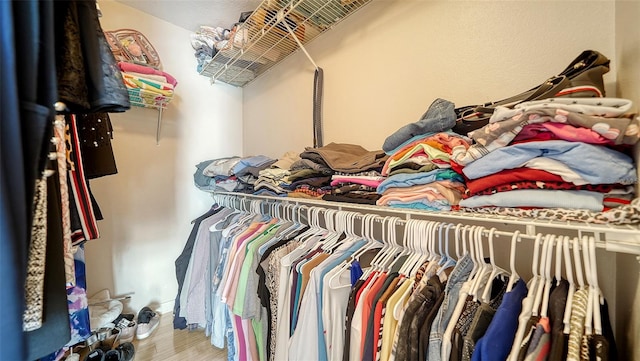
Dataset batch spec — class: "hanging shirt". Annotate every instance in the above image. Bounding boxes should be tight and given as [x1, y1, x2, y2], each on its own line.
[472, 278, 528, 361]
[547, 280, 569, 361]
[566, 289, 589, 361]
[427, 254, 474, 361]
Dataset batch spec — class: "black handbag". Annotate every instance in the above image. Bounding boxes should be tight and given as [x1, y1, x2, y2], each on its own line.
[452, 50, 610, 135]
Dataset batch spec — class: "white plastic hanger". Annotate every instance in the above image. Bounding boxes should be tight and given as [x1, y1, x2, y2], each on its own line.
[538, 234, 557, 319]
[572, 236, 586, 290]
[386, 216, 411, 272]
[464, 225, 478, 280]
[505, 230, 521, 292]
[398, 220, 423, 277]
[531, 234, 552, 317]
[375, 217, 403, 271]
[407, 220, 432, 278]
[396, 219, 416, 277]
[524, 233, 544, 319]
[555, 234, 563, 286]
[320, 209, 342, 252]
[562, 236, 576, 334]
[369, 216, 402, 275]
[469, 226, 491, 299]
[581, 235, 594, 337]
[437, 224, 457, 277]
[588, 236, 603, 336]
[481, 228, 509, 303]
[420, 221, 443, 278]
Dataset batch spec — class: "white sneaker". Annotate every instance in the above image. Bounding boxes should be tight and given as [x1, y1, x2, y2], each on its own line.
[116, 318, 137, 343]
[135, 307, 160, 340]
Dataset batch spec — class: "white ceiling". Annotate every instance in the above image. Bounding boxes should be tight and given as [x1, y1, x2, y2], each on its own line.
[116, 0, 263, 31]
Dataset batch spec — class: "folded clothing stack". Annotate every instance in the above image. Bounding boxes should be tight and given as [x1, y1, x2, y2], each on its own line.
[378, 99, 472, 211]
[195, 155, 277, 193]
[456, 97, 638, 213]
[190, 24, 259, 84]
[118, 62, 178, 107]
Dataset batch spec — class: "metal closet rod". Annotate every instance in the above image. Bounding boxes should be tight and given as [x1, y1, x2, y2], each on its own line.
[211, 192, 640, 257]
[218, 194, 581, 243]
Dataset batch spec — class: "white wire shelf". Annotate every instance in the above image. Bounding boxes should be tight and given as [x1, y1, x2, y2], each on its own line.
[211, 191, 640, 256]
[199, 0, 373, 87]
[127, 88, 172, 110]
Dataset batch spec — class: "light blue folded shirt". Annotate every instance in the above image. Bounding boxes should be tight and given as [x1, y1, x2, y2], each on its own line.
[459, 189, 605, 211]
[377, 169, 464, 193]
[386, 200, 451, 211]
[462, 140, 637, 185]
[232, 155, 275, 175]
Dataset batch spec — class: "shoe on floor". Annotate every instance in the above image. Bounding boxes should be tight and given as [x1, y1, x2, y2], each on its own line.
[103, 349, 120, 361]
[83, 349, 104, 361]
[103, 342, 135, 361]
[116, 342, 135, 361]
[135, 306, 160, 340]
[115, 317, 137, 343]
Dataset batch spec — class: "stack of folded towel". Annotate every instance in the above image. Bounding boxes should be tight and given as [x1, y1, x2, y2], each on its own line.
[118, 62, 178, 107]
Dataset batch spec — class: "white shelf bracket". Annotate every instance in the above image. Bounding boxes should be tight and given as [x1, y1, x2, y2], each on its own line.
[156, 106, 164, 145]
[279, 9, 318, 70]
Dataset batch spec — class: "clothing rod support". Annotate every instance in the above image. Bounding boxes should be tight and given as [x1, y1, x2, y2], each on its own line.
[279, 9, 318, 70]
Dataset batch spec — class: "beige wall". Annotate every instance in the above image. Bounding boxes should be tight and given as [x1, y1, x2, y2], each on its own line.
[85, 0, 243, 314]
[615, 1, 640, 359]
[243, 0, 639, 357]
[85, 0, 639, 356]
[243, 0, 616, 157]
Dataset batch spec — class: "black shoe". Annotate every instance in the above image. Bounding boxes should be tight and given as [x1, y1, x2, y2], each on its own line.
[103, 349, 121, 361]
[116, 342, 135, 361]
[103, 342, 135, 361]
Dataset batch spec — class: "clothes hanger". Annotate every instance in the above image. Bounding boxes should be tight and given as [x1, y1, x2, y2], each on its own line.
[323, 210, 347, 253]
[293, 207, 328, 254]
[581, 235, 595, 337]
[480, 228, 509, 303]
[505, 230, 521, 292]
[376, 217, 401, 271]
[366, 216, 400, 277]
[464, 225, 478, 278]
[398, 219, 424, 277]
[368, 216, 395, 271]
[327, 214, 377, 287]
[588, 236, 603, 336]
[421, 221, 443, 277]
[431, 222, 444, 264]
[572, 236, 586, 290]
[397, 219, 421, 277]
[537, 234, 557, 319]
[562, 236, 576, 335]
[411, 220, 436, 278]
[454, 224, 463, 260]
[437, 223, 457, 277]
[532, 234, 554, 317]
[386, 216, 410, 272]
[326, 209, 351, 253]
[555, 233, 563, 286]
[521, 232, 544, 320]
[469, 226, 491, 299]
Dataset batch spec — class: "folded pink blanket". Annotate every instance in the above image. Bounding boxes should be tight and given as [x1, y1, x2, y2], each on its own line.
[118, 62, 178, 87]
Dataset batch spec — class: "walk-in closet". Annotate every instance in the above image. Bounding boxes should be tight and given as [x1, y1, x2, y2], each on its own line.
[3, 0, 639, 360]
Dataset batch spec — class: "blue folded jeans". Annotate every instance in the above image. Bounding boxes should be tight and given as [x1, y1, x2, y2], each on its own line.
[382, 98, 456, 152]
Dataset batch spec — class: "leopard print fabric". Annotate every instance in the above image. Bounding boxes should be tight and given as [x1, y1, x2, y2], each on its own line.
[23, 179, 48, 331]
[458, 197, 640, 225]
